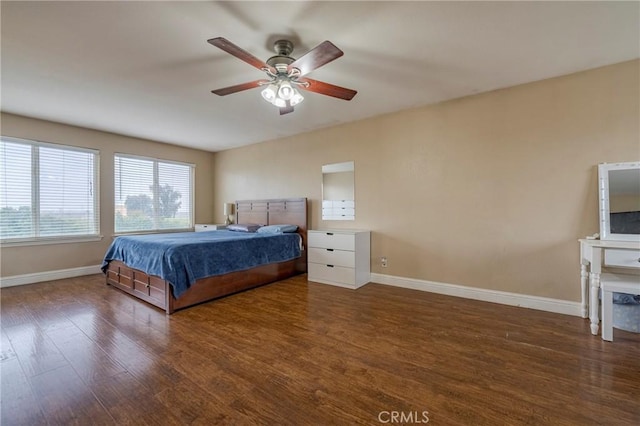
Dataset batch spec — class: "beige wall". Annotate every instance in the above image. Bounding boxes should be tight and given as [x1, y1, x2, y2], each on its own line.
[212, 60, 640, 302]
[0, 113, 216, 277]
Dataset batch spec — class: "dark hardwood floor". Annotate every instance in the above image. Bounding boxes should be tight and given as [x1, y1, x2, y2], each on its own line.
[1, 274, 638, 425]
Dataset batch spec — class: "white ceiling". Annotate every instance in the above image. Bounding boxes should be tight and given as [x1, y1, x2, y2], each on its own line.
[1, 1, 639, 152]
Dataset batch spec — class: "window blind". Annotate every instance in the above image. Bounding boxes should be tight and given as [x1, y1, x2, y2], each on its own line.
[0, 136, 99, 242]
[114, 154, 193, 233]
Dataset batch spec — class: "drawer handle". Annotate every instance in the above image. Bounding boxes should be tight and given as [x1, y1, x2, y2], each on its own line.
[326, 232, 334, 235]
[326, 264, 334, 268]
[326, 249, 334, 252]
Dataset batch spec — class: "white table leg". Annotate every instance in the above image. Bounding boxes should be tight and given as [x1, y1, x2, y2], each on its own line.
[589, 272, 601, 335]
[580, 263, 589, 318]
[601, 287, 614, 341]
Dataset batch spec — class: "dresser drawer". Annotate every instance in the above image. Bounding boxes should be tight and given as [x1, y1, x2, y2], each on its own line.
[604, 249, 640, 269]
[108, 265, 133, 289]
[132, 270, 166, 302]
[308, 231, 355, 251]
[308, 247, 355, 268]
[308, 263, 355, 286]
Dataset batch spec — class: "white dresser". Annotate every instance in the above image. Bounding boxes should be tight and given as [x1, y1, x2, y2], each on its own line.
[308, 229, 370, 289]
[194, 224, 227, 232]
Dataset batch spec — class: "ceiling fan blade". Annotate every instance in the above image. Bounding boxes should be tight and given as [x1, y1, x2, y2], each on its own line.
[288, 41, 343, 77]
[297, 78, 357, 100]
[211, 80, 265, 96]
[279, 105, 294, 115]
[208, 37, 274, 73]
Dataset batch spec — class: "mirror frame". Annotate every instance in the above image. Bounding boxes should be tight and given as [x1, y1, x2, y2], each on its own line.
[598, 161, 640, 241]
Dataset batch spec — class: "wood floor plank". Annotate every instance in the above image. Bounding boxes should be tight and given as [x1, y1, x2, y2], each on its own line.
[67, 313, 185, 393]
[45, 324, 128, 384]
[0, 329, 47, 426]
[0, 357, 47, 426]
[153, 378, 258, 425]
[1, 273, 638, 425]
[3, 322, 69, 378]
[0, 298, 37, 329]
[28, 364, 113, 425]
[88, 371, 185, 426]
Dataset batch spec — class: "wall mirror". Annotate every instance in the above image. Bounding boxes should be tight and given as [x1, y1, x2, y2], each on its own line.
[598, 161, 640, 241]
[322, 161, 355, 220]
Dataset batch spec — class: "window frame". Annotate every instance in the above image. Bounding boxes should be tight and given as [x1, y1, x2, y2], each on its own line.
[113, 153, 195, 235]
[0, 135, 101, 246]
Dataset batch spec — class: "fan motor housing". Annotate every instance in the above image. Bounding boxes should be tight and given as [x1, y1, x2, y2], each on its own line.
[273, 39, 294, 56]
[266, 55, 294, 68]
[266, 39, 295, 70]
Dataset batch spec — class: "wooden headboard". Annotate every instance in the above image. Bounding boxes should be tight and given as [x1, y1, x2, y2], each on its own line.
[235, 198, 308, 272]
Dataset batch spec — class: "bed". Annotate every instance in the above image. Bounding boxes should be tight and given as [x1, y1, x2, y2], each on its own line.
[102, 198, 307, 314]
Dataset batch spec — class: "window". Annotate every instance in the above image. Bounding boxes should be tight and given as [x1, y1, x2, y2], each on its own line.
[114, 154, 193, 233]
[0, 136, 100, 243]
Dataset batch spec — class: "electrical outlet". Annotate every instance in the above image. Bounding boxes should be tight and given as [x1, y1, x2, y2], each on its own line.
[380, 257, 388, 268]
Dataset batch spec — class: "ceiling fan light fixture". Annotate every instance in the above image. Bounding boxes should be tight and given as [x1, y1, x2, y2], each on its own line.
[261, 79, 303, 109]
[290, 90, 304, 106]
[277, 80, 294, 100]
[261, 84, 278, 103]
[273, 97, 287, 108]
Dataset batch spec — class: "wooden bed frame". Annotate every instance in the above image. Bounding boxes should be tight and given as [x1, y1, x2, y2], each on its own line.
[105, 197, 307, 314]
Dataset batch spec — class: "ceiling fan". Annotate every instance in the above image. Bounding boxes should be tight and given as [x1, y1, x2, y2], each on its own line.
[208, 37, 357, 115]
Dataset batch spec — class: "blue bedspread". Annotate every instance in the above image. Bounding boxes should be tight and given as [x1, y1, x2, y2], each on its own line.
[101, 230, 301, 297]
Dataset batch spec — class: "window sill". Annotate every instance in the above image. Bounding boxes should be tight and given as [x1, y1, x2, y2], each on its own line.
[112, 228, 193, 238]
[0, 235, 104, 248]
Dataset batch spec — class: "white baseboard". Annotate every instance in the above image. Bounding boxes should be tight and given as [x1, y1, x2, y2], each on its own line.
[0, 265, 102, 288]
[370, 273, 582, 317]
[0, 267, 582, 317]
